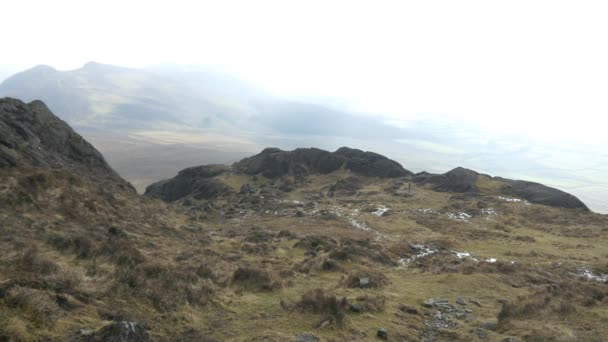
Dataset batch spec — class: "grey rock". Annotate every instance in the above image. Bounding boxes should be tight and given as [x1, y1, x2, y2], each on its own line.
[350, 304, 364, 313]
[294, 333, 320, 342]
[377, 328, 388, 340]
[470, 299, 482, 307]
[456, 297, 467, 305]
[359, 277, 370, 288]
[423, 298, 449, 308]
[502, 338, 517, 342]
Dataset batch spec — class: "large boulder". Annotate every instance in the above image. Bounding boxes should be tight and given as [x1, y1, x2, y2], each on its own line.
[0, 97, 129, 186]
[144, 164, 232, 202]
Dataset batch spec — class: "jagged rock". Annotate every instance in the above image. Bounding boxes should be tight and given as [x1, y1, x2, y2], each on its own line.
[144, 165, 232, 202]
[0, 97, 129, 187]
[85, 321, 150, 342]
[234, 147, 412, 178]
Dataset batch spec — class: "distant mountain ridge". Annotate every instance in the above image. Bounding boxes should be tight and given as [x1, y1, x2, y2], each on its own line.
[0, 62, 404, 139]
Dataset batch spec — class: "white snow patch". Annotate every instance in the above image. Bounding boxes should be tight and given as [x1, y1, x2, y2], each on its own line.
[454, 251, 472, 259]
[400, 244, 439, 265]
[415, 208, 438, 214]
[372, 205, 390, 216]
[485, 258, 497, 263]
[445, 212, 472, 221]
[498, 196, 530, 205]
[480, 208, 498, 216]
[579, 268, 608, 282]
[349, 218, 371, 231]
[452, 251, 479, 262]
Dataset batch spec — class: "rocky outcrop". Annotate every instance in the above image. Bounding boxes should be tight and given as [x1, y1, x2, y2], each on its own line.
[414, 167, 480, 193]
[234, 147, 412, 178]
[499, 178, 589, 210]
[415, 167, 588, 210]
[0, 97, 129, 186]
[144, 165, 232, 202]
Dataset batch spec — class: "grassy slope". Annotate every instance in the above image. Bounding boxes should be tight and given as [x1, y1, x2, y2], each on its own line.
[0, 168, 607, 341]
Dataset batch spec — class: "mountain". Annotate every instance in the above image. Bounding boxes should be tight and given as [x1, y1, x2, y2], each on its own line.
[0, 62, 258, 130]
[0, 62, 405, 137]
[1, 101, 607, 341]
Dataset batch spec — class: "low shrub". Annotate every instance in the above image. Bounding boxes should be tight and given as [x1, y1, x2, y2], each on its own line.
[231, 267, 281, 292]
[293, 288, 349, 327]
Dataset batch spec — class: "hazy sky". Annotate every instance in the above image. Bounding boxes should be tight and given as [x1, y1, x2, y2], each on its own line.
[2, 0, 608, 144]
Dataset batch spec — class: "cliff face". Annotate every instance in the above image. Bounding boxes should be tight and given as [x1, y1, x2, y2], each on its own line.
[0, 97, 130, 187]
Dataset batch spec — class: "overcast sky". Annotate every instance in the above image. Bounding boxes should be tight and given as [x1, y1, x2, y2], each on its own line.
[2, 0, 608, 144]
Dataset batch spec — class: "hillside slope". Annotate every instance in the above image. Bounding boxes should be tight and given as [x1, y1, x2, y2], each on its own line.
[0, 100, 607, 342]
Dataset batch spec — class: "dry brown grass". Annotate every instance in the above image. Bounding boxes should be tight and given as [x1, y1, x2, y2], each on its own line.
[1, 166, 608, 341]
[231, 267, 281, 292]
[292, 289, 350, 327]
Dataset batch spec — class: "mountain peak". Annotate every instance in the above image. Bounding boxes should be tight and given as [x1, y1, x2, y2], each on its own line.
[0, 97, 131, 188]
[29, 64, 57, 73]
